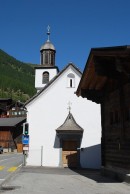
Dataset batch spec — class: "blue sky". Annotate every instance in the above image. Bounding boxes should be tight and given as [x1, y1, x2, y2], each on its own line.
[0, 0, 130, 71]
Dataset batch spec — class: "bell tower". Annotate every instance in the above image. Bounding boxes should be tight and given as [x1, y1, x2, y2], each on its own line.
[35, 26, 59, 92]
[40, 26, 56, 67]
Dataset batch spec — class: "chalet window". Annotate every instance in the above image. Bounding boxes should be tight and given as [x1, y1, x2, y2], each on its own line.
[67, 73, 75, 88]
[42, 72, 49, 84]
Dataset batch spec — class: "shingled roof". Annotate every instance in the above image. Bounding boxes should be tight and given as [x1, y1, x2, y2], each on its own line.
[0, 117, 26, 127]
[56, 112, 83, 133]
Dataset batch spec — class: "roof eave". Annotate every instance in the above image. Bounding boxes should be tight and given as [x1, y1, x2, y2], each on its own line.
[76, 45, 130, 99]
[25, 63, 82, 107]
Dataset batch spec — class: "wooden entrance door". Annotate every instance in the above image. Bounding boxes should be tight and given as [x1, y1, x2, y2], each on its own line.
[62, 141, 78, 168]
[0, 131, 11, 148]
[17, 143, 23, 153]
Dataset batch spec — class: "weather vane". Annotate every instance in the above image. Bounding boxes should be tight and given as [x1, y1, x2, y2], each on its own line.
[47, 25, 50, 41]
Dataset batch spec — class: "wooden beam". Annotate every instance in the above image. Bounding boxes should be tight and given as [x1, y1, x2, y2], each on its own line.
[95, 76, 108, 90]
[81, 64, 95, 89]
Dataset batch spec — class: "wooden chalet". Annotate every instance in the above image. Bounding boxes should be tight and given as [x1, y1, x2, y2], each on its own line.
[0, 98, 26, 118]
[0, 98, 12, 117]
[76, 45, 130, 181]
[0, 98, 27, 152]
[0, 117, 26, 152]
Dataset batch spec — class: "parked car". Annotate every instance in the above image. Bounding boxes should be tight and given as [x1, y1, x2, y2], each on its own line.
[0, 146, 3, 154]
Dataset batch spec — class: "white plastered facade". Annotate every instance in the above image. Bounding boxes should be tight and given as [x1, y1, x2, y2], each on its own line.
[26, 64, 101, 169]
[35, 68, 58, 91]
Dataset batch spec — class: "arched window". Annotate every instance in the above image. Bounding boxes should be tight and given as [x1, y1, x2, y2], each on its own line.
[67, 73, 75, 88]
[42, 71, 49, 84]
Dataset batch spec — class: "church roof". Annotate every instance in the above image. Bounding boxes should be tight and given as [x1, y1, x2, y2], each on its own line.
[56, 112, 83, 133]
[40, 40, 55, 51]
[25, 63, 82, 106]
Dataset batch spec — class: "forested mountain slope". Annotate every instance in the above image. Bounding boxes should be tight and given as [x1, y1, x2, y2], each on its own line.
[0, 49, 36, 102]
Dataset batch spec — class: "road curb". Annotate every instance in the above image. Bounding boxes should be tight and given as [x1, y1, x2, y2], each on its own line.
[0, 164, 22, 188]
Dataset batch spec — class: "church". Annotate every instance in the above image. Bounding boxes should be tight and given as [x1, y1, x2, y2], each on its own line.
[25, 27, 101, 168]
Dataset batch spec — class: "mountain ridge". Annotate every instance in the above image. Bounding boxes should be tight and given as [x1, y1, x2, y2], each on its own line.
[0, 49, 36, 102]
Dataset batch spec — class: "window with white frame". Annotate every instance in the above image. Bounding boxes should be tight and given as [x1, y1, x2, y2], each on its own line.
[67, 73, 75, 88]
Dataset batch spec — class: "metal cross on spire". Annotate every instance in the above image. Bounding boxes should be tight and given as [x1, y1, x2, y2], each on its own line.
[67, 101, 72, 113]
[47, 25, 50, 41]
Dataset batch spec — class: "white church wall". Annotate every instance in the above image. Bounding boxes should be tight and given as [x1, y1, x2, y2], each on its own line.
[26, 65, 101, 168]
[35, 68, 57, 90]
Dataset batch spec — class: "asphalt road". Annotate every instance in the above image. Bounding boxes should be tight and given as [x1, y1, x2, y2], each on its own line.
[0, 153, 22, 185]
[0, 167, 130, 194]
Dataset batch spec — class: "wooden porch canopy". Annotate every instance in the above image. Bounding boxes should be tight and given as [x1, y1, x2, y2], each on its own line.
[76, 45, 130, 103]
[56, 112, 83, 140]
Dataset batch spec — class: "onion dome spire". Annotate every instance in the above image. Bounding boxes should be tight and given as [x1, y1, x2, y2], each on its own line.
[47, 25, 50, 42]
[40, 25, 56, 66]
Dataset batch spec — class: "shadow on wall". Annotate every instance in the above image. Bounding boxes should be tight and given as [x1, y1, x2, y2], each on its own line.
[53, 135, 83, 148]
[53, 135, 101, 169]
[80, 144, 101, 169]
[53, 135, 61, 148]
